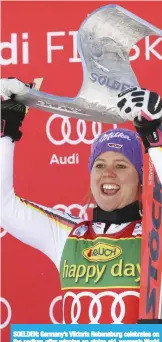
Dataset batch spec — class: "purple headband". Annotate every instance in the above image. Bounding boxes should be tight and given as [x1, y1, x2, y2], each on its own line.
[89, 128, 143, 183]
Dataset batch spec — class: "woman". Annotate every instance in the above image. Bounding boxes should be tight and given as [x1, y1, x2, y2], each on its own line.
[1, 78, 162, 324]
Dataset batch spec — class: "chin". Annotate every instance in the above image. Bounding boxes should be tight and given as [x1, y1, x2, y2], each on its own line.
[99, 203, 119, 212]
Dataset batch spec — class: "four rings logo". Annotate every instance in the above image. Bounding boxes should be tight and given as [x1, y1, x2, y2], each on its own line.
[46, 115, 102, 145]
[49, 290, 139, 324]
[82, 243, 122, 262]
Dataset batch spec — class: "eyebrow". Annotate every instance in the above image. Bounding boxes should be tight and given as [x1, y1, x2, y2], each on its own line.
[95, 158, 130, 164]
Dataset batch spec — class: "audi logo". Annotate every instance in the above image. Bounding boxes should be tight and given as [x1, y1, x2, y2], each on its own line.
[46, 115, 102, 145]
[53, 203, 95, 220]
[49, 290, 139, 324]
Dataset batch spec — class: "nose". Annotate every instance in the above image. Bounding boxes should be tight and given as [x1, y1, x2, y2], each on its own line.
[102, 166, 116, 178]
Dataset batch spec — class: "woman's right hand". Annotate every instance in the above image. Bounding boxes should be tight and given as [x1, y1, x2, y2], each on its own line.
[1, 78, 30, 141]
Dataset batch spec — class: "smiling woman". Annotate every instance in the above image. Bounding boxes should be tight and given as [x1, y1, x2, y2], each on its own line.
[89, 128, 142, 213]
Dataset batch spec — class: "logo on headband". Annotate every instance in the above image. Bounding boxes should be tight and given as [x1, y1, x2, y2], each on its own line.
[108, 143, 123, 149]
[100, 132, 131, 143]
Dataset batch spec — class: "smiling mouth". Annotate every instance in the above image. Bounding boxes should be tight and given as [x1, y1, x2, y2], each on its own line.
[101, 183, 120, 195]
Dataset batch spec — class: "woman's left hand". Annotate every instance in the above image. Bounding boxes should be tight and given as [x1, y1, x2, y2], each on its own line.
[117, 87, 162, 122]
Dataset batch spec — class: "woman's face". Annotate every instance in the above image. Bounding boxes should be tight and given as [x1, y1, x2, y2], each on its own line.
[90, 151, 141, 211]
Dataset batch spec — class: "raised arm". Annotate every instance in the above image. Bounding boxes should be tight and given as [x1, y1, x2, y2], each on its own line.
[1, 78, 80, 269]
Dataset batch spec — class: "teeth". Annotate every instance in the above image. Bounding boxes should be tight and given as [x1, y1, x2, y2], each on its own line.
[102, 184, 120, 190]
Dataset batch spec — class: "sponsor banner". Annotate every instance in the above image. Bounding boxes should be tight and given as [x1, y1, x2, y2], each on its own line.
[61, 237, 141, 288]
[51, 289, 140, 324]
